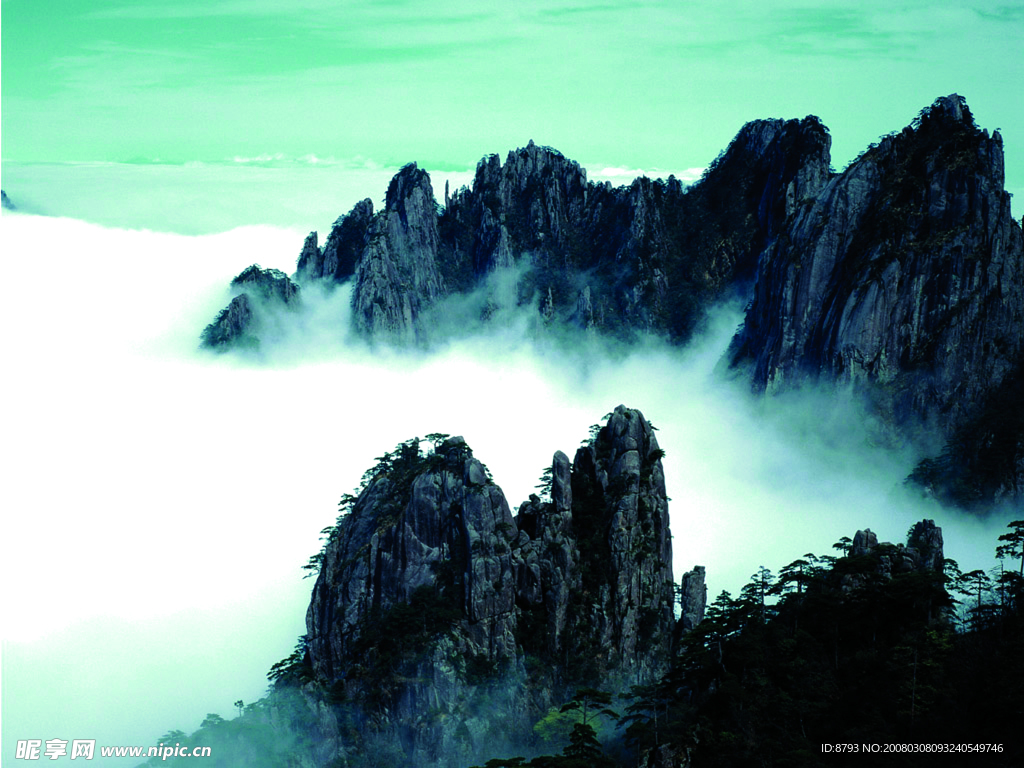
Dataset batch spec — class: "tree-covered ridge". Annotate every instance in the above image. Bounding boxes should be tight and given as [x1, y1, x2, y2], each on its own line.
[138, 516, 1022, 768]
[465, 520, 1024, 768]
[301, 433, 465, 578]
[621, 524, 1023, 767]
[135, 401, 1024, 768]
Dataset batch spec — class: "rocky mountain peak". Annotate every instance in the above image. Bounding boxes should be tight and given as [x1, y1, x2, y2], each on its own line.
[231, 264, 299, 303]
[197, 96, 1024, 505]
[385, 162, 434, 218]
[301, 407, 678, 764]
[200, 265, 300, 350]
[729, 95, 1024, 504]
[352, 165, 447, 340]
[923, 93, 972, 127]
[842, 520, 944, 591]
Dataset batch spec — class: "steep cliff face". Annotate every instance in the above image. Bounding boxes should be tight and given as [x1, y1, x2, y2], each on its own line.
[352, 164, 448, 341]
[306, 435, 519, 685]
[729, 95, 1024, 504]
[679, 116, 832, 281]
[433, 124, 830, 340]
[445, 141, 590, 275]
[654, 115, 831, 337]
[732, 96, 1023, 421]
[678, 565, 707, 634]
[297, 198, 375, 284]
[514, 406, 676, 686]
[303, 406, 677, 765]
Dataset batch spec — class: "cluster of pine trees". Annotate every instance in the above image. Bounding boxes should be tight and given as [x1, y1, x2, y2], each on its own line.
[138, 520, 1023, 768]
[473, 520, 1024, 768]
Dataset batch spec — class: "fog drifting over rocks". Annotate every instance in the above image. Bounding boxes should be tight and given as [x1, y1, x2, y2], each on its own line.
[0, 169, 1011, 761]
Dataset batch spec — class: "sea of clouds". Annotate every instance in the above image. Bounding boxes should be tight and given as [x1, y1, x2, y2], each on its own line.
[0, 162, 1012, 762]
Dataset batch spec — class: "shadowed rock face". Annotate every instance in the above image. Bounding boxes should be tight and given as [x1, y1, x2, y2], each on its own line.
[303, 406, 678, 766]
[352, 164, 448, 342]
[729, 95, 1024, 504]
[202, 120, 831, 346]
[297, 198, 375, 284]
[430, 127, 830, 340]
[305, 435, 519, 686]
[678, 565, 708, 634]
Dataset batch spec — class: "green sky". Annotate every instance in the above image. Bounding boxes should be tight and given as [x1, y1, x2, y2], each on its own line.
[3, 0, 1023, 188]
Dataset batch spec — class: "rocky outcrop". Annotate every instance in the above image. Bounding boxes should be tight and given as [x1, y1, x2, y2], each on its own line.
[352, 164, 448, 341]
[296, 199, 375, 283]
[729, 95, 1024, 505]
[202, 117, 832, 346]
[840, 520, 944, 593]
[230, 264, 300, 305]
[200, 294, 256, 349]
[448, 140, 589, 273]
[678, 566, 707, 634]
[731, 96, 1023, 421]
[197, 95, 1024, 505]
[302, 406, 677, 766]
[294, 232, 321, 281]
[1, 190, 15, 210]
[200, 265, 299, 350]
[305, 435, 519, 686]
[431, 126, 830, 340]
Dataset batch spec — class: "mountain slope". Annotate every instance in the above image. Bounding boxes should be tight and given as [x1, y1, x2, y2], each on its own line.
[729, 95, 1024, 506]
[297, 407, 678, 766]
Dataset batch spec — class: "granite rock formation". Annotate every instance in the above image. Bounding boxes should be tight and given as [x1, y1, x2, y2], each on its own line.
[678, 565, 708, 634]
[202, 122, 831, 346]
[198, 95, 1024, 506]
[296, 198, 374, 284]
[302, 406, 679, 766]
[840, 520, 945, 593]
[351, 165, 448, 341]
[729, 95, 1024, 505]
[200, 265, 299, 349]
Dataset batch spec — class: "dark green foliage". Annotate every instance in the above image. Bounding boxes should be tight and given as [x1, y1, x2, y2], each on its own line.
[476, 519, 1021, 768]
[561, 723, 615, 768]
[607, 535, 1023, 768]
[156, 515, 1024, 768]
[267, 636, 313, 687]
[464, 652, 504, 686]
[514, 602, 548, 660]
[535, 465, 553, 502]
[558, 688, 620, 726]
[470, 691, 618, 768]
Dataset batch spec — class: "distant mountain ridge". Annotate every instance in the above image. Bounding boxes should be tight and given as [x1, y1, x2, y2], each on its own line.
[203, 119, 831, 348]
[200, 94, 1024, 508]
